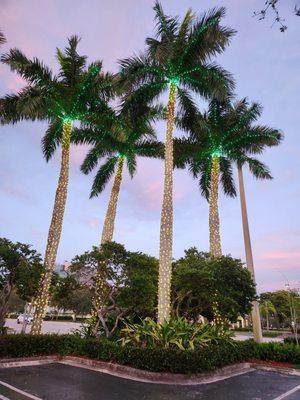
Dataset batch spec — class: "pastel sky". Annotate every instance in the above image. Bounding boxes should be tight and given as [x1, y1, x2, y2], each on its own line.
[0, 0, 299, 293]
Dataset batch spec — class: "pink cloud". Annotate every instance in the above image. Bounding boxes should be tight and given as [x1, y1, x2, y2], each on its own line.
[261, 251, 300, 260]
[85, 218, 99, 228]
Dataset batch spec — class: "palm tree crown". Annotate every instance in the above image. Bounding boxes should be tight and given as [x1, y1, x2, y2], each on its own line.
[119, 2, 235, 111]
[0, 35, 113, 156]
[73, 101, 164, 197]
[177, 98, 283, 199]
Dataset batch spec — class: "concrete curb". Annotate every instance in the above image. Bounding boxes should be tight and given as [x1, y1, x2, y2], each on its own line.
[0, 356, 298, 385]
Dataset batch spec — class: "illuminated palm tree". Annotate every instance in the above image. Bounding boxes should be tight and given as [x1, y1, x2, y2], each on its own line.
[72, 101, 163, 311]
[73, 101, 163, 246]
[177, 98, 282, 256]
[0, 36, 113, 334]
[176, 98, 282, 341]
[119, 1, 235, 322]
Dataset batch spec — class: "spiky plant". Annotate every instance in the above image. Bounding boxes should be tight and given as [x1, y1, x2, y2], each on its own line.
[0, 36, 114, 334]
[119, 1, 235, 323]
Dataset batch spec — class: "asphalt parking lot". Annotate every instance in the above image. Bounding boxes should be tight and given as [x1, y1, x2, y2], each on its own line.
[0, 363, 299, 400]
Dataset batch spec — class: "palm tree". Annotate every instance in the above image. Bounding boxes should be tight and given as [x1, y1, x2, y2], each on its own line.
[176, 98, 282, 341]
[260, 300, 276, 331]
[0, 36, 113, 334]
[72, 102, 163, 311]
[119, 1, 235, 323]
[74, 102, 163, 245]
[177, 99, 282, 257]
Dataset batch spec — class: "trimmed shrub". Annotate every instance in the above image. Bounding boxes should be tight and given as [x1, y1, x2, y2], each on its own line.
[0, 335, 298, 373]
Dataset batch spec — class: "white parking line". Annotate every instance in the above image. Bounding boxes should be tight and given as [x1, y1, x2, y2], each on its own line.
[0, 380, 42, 400]
[0, 395, 10, 400]
[272, 384, 300, 400]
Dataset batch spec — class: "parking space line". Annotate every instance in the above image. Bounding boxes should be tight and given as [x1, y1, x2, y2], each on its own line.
[0, 380, 41, 400]
[272, 384, 300, 400]
[0, 395, 10, 400]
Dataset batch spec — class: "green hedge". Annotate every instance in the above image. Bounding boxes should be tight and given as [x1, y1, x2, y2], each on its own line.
[0, 335, 299, 374]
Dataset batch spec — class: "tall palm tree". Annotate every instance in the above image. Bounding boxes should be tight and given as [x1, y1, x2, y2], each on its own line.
[176, 98, 282, 341]
[0, 36, 113, 334]
[72, 102, 163, 311]
[74, 102, 163, 245]
[177, 99, 282, 256]
[119, 1, 235, 323]
[260, 300, 276, 331]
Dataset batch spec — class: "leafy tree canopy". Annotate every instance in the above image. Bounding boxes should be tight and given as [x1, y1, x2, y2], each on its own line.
[0, 238, 43, 301]
[172, 247, 256, 322]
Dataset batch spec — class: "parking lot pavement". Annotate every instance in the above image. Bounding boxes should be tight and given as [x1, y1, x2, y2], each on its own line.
[5, 319, 81, 335]
[0, 363, 299, 400]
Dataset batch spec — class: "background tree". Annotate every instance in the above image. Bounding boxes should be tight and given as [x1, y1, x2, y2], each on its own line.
[0, 238, 43, 327]
[172, 248, 256, 323]
[259, 300, 276, 331]
[119, 1, 235, 323]
[50, 274, 78, 314]
[0, 36, 113, 334]
[70, 242, 158, 337]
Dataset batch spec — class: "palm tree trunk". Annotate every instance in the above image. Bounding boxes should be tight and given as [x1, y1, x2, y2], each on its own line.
[100, 157, 124, 245]
[0, 281, 12, 328]
[93, 157, 124, 314]
[238, 164, 263, 343]
[31, 121, 72, 335]
[209, 155, 222, 257]
[266, 310, 270, 332]
[157, 83, 177, 324]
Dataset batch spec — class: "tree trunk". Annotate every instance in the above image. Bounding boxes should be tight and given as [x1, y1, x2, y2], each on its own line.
[0, 281, 12, 328]
[93, 157, 124, 316]
[31, 121, 72, 335]
[266, 311, 270, 332]
[157, 83, 176, 324]
[100, 157, 124, 245]
[238, 164, 263, 343]
[209, 155, 222, 257]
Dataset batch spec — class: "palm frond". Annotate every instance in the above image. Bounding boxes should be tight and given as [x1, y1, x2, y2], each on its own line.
[57, 35, 86, 85]
[244, 157, 273, 180]
[0, 30, 6, 46]
[41, 119, 63, 161]
[90, 157, 118, 197]
[1, 49, 53, 87]
[219, 157, 236, 197]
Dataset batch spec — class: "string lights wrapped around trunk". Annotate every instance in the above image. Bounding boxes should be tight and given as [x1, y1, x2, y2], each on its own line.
[93, 156, 124, 313]
[209, 155, 222, 257]
[157, 82, 177, 324]
[31, 121, 72, 335]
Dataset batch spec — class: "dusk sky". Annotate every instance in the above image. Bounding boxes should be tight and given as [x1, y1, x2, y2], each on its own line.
[0, 0, 299, 293]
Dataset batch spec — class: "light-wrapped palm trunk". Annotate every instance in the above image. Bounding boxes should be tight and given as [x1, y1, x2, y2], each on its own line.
[93, 157, 124, 312]
[157, 83, 177, 324]
[209, 155, 223, 327]
[238, 164, 262, 343]
[31, 121, 72, 335]
[209, 155, 222, 257]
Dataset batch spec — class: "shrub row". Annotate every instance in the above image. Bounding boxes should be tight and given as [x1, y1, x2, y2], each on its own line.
[0, 335, 299, 374]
